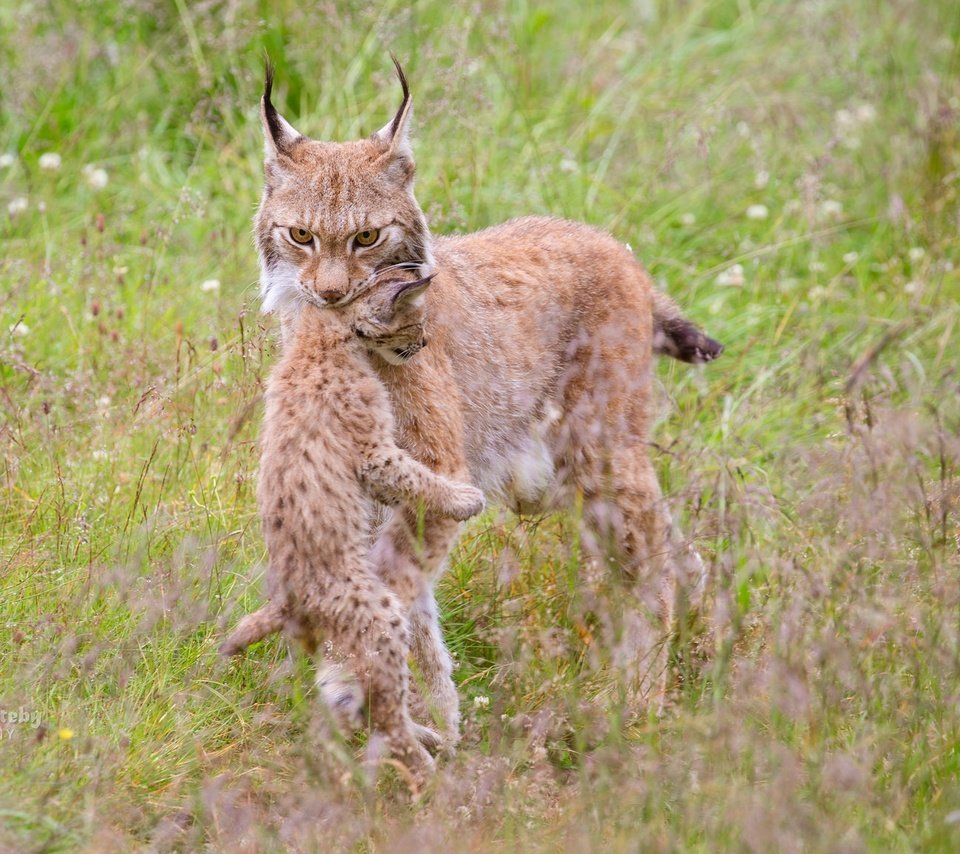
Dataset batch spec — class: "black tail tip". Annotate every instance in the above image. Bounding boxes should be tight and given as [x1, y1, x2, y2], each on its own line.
[654, 321, 725, 364]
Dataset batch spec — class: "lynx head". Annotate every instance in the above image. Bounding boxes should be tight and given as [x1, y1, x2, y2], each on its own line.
[254, 58, 434, 315]
[346, 271, 432, 365]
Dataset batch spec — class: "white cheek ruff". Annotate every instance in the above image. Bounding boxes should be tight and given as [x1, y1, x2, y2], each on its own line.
[259, 262, 301, 314]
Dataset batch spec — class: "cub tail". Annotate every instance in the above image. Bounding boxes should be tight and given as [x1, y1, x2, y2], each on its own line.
[652, 289, 724, 364]
[219, 600, 285, 657]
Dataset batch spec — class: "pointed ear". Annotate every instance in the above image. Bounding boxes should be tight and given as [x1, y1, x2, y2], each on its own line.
[373, 55, 414, 164]
[261, 60, 302, 160]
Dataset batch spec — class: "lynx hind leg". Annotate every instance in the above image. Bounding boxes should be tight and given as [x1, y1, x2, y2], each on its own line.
[578, 444, 676, 715]
[359, 448, 485, 522]
[219, 600, 285, 657]
[319, 577, 436, 785]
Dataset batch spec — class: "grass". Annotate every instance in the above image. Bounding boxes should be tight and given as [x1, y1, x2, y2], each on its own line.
[2, 0, 959, 849]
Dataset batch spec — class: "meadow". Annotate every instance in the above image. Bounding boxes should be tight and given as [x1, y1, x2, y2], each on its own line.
[1, 0, 959, 849]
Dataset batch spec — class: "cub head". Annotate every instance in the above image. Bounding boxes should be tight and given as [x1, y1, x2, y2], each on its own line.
[346, 271, 432, 365]
[254, 58, 434, 314]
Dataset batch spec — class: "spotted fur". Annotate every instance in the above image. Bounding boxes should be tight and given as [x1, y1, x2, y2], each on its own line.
[221, 271, 484, 789]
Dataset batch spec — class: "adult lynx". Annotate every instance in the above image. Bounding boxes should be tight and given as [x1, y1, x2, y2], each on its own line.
[254, 60, 722, 742]
[221, 270, 484, 784]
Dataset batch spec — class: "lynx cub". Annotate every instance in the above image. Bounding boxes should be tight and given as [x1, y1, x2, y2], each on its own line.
[253, 59, 723, 744]
[220, 270, 484, 785]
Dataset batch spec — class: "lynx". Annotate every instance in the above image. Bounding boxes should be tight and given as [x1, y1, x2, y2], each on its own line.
[253, 60, 722, 744]
[220, 269, 485, 785]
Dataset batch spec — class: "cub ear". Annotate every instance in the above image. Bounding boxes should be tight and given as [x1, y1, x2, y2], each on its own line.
[373, 55, 414, 171]
[392, 274, 433, 306]
[261, 61, 303, 160]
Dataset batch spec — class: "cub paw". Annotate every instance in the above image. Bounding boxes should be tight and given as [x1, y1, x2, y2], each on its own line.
[446, 483, 485, 521]
[316, 662, 364, 732]
[411, 721, 443, 755]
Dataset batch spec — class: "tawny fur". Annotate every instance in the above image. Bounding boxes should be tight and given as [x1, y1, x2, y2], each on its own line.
[221, 271, 484, 786]
[253, 61, 720, 744]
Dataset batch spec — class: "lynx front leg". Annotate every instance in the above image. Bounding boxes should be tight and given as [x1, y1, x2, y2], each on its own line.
[370, 510, 464, 743]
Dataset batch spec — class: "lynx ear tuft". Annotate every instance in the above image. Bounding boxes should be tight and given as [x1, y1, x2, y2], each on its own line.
[373, 55, 414, 167]
[262, 60, 303, 159]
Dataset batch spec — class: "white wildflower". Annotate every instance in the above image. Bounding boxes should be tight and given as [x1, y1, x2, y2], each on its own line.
[558, 158, 579, 174]
[819, 199, 843, 219]
[82, 164, 109, 190]
[201, 278, 221, 293]
[7, 197, 28, 216]
[97, 396, 112, 412]
[716, 263, 745, 287]
[680, 212, 697, 226]
[736, 121, 751, 138]
[855, 103, 877, 123]
[842, 252, 859, 264]
[754, 169, 770, 189]
[746, 204, 769, 221]
[908, 247, 925, 262]
[834, 109, 855, 132]
[0, 153, 15, 169]
[904, 281, 920, 295]
[9, 320, 29, 336]
[472, 695, 490, 710]
[38, 152, 62, 171]
[809, 261, 827, 273]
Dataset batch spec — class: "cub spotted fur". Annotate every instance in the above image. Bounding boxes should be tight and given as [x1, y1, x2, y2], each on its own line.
[221, 270, 484, 786]
[254, 60, 722, 743]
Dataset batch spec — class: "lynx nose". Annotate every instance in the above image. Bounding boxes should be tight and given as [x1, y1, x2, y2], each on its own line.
[306, 257, 351, 304]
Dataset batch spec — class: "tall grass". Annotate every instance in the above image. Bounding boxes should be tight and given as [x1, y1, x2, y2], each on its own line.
[1, 0, 958, 849]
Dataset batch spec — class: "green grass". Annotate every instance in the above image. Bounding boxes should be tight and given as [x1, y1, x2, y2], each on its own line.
[2, 0, 959, 849]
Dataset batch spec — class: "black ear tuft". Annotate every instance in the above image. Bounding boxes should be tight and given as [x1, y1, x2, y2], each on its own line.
[262, 58, 289, 154]
[263, 57, 275, 103]
[387, 53, 411, 141]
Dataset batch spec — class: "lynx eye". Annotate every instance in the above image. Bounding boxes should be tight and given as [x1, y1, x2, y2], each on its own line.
[353, 228, 380, 248]
[289, 227, 313, 245]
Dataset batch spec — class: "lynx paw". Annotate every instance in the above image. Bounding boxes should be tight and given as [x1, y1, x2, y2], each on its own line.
[445, 483, 485, 521]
